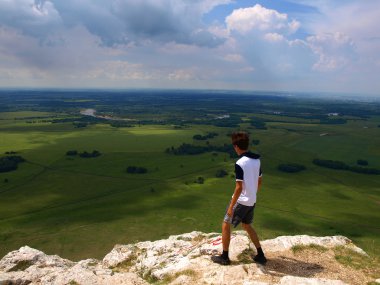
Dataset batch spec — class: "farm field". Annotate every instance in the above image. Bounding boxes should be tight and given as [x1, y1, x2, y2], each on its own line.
[0, 90, 379, 260]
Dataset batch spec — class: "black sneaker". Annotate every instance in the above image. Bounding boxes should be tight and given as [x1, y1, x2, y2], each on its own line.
[253, 254, 267, 265]
[211, 255, 231, 265]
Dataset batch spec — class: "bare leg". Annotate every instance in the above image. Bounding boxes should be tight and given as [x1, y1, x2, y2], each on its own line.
[242, 223, 261, 249]
[211, 221, 232, 264]
[222, 221, 231, 251]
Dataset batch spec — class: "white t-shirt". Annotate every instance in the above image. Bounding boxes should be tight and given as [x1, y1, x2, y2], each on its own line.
[235, 152, 262, 206]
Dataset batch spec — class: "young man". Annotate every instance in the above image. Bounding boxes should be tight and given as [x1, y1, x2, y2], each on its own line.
[211, 131, 267, 265]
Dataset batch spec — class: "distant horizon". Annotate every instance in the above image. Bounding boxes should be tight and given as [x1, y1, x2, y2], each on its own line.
[0, 87, 379, 101]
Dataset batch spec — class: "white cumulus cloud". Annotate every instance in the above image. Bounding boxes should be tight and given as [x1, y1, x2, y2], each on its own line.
[264, 33, 285, 42]
[226, 4, 300, 34]
[307, 32, 355, 71]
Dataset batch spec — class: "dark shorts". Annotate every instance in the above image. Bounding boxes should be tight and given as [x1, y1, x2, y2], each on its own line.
[224, 202, 255, 228]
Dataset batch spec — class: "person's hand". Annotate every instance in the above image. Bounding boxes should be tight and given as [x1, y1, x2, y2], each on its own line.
[227, 207, 233, 217]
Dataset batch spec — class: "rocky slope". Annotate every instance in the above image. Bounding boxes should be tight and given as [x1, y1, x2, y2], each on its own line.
[0, 231, 378, 285]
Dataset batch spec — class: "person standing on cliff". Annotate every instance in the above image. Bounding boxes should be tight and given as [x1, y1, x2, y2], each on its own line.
[211, 131, 267, 265]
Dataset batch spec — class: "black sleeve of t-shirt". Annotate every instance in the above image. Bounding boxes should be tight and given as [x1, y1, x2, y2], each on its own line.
[235, 164, 244, 181]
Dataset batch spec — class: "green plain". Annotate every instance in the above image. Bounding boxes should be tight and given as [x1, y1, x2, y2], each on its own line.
[1, 108, 379, 261]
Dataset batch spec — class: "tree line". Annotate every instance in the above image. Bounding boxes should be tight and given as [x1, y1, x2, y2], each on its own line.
[126, 166, 147, 174]
[66, 150, 101, 158]
[193, 132, 218, 140]
[278, 163, 306, 173]
[165, 143, 236, 158]
[313, 159, 380, 175]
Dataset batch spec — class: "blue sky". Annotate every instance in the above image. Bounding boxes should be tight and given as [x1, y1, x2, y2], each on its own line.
[0, 0, 379, 95]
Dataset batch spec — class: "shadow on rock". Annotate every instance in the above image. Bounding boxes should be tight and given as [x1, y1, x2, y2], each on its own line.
[264, 255, 324, 278]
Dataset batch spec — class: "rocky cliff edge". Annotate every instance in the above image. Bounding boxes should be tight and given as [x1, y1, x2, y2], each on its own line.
[0, 231, 379, 285]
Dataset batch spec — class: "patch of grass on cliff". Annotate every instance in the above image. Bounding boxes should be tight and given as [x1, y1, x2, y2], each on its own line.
[333, 246, 380, 273]
[237, 247, 256, 264]
[111, 252, 139, 273]
[291, 244, 328, 254]
[159, 269, 197, 285]
[9, 260, 34, 271]
[333, 246, 380, 282]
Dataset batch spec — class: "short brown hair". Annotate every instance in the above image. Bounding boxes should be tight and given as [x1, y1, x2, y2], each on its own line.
[231, 131, 249, 150]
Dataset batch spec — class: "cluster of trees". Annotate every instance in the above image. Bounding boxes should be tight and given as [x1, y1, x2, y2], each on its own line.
[54, 115, 134, 129]
[193, 132, 218, 140]
[319, 118, 347, 125]
[126, 166, 148, 174]
[110, 121, 133, 128]
[66, 150, 78, 156]
[195, 176, 205, 184]
[165, 143, 236, 158]
[26, 119, 51, 124]
[52, 116, 107, 124]
[0, 155, 25, 173]
[278, 163, 306, 173]
[73, 122, 88, 128]
[5, 151, 17, 154]
[357, 159, 368, 166]
[313, 159, 380, 175]
[215, 169, 228, 178]
[66, 150, 101, 158]
[250, 117, 267, 130]
[252, 139, 260, 145]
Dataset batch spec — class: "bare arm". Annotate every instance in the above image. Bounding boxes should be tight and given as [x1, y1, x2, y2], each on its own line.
[227, 181, 243, 217]
[257, 176, 262, 192]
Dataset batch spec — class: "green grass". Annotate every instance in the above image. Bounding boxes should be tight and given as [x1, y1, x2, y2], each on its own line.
[291, 244, 328, 254]
[237, 247, 256, 263]
[333, 246, 380, 278]
[1, 112, 380, 262]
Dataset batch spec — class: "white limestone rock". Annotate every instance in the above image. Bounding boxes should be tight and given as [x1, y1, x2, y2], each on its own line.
[0, 246, 73, 273]
[0, 247, 147, 285]
[0, 232, 370, 285]
[262, 235, 367, 255]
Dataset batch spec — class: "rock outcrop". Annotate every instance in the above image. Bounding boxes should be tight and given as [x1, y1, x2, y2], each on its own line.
[0, 231, 375, 285]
